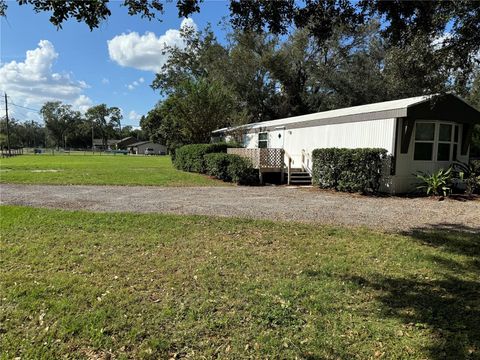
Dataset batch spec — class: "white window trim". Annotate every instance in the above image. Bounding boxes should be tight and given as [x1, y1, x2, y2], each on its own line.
[258, 132, 268, 148]
[413, 121, 461, 162]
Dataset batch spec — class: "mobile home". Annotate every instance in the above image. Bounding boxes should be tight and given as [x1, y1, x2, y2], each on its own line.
[213, 94, 480, 193]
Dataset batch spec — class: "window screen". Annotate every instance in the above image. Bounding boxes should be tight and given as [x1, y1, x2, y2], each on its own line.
[258, 132, 268, 148]
[414, 142, 434, 161]
[415, 123, 435, 141]
[414, 123, 435, 160]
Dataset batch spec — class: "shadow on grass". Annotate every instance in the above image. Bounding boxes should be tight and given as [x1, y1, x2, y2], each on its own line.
[344, 224, 480, 359]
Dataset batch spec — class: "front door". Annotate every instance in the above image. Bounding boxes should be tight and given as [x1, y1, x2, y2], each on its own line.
[269, 127, 285, 149]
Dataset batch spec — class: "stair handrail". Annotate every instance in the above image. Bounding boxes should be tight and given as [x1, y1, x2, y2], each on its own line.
[301, 149, 312, 175]
[284, 149, 293, 185]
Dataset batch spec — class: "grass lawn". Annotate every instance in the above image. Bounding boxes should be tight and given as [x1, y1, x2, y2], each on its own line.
[1, 206, 478, 359]
[0, 155, 223, 186]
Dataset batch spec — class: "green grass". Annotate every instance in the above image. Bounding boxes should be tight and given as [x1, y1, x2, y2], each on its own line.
[1, 206, 478, 359]
[0, 155, 224, 186]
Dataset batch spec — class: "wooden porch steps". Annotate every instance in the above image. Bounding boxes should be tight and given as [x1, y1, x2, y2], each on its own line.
[288, 168, 312, 185]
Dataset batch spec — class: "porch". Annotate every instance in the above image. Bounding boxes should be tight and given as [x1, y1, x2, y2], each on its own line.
[227, 148, 312, 185]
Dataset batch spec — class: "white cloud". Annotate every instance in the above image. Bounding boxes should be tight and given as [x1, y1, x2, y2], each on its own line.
[128, 110, 142, 122]
[0, 40, 92, 119]
[73, 94, 93, 113]
[101, 77, 109, 84]
[126, 76, 146, 91]
[107, 18, 197, 73]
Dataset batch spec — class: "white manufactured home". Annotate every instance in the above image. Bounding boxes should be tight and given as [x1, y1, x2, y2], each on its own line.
[213, 94, 480, 194]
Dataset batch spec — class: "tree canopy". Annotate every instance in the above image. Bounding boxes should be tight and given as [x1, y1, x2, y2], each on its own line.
[144, 14, 479, 152]
[85, 104, 123, 149]
[3, 0, 479, 154]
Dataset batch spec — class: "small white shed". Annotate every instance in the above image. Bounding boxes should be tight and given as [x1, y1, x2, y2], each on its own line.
[128, 141, 167, 155]
[213, 94, 480, 193]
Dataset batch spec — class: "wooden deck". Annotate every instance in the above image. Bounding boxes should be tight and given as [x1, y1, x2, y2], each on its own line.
[227, 148, 285, 171]
[227, 148, 312, 185]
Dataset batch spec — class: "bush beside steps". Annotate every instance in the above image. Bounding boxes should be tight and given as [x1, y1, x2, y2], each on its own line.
[312, 148, 389, 193]
[174, 144, 259, 185]
[173, 143, 230, 173]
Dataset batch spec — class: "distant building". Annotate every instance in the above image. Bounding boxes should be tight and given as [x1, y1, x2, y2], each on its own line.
[116, 136, 139, 149]
[127, 141, 167, 155]
[92, 139, 119, 151]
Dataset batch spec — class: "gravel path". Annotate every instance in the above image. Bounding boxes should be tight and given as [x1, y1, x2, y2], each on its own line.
[1, 184, 479, 232]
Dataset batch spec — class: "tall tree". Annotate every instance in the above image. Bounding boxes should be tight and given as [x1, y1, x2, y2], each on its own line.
[152, 25, 229, 95]
[40, 101, 80, 148]
[228, 0, 480, 95]
[144, 77, 241, 151]
[85, 104, 122, 149]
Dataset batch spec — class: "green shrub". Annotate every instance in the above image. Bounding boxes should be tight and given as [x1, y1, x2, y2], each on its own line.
[451, 161, 480, 195]
[311, 148, 389, 193]
[204, 152, 259, 185]
[174, 143, 230, 173]
[204, 153, 233, 181]
[227, 155, 259, 185]
[416, 167, 452, 197]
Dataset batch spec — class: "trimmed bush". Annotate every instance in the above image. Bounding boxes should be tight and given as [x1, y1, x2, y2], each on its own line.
[174, 143, 230, 173]
[312, 148, 389, 193]
[204, 153, 233, 181]
[204, 153, 259, 185]
[227, 155, 259, 185]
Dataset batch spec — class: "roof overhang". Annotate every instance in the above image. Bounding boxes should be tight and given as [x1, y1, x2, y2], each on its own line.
[213, 94, 480, 134]
[406, 94, 480, 125]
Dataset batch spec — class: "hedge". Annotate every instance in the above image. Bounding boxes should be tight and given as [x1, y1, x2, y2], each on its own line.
[226, 155, 259, 185]
[204, 153, 259, 185]
[312, 148, 389, 193]
[173, 143, 230, 173]
[204, 153, 232, 181]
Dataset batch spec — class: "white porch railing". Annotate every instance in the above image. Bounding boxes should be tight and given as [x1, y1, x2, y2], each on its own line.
[301, 149, 313, 175]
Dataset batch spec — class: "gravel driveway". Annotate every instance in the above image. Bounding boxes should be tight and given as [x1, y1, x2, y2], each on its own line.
[1, 184, 479, 232]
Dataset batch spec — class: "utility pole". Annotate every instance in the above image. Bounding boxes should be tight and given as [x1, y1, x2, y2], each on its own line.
[91, 121, 94, 154]
[4, 92, 11, 156]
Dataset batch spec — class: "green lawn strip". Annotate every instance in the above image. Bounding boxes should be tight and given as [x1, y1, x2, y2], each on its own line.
[0, 155, 225, 186]
[1, 206, 478, 359]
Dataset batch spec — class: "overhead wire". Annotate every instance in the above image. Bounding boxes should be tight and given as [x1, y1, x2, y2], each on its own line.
[8, 102, 41, 112]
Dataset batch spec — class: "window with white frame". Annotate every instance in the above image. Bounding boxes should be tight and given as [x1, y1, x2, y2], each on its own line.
[414, 123, 435, 161]
[413, 122, 460, 161]
[258, 132, 268, 148]
[452, 125, 459, 161]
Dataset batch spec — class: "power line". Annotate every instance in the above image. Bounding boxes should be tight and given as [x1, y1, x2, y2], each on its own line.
[8, 108, 34, 119]
[8, 102, 41, 112]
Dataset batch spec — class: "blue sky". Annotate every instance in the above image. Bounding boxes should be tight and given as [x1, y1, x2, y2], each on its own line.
[0, 1, 231, 127]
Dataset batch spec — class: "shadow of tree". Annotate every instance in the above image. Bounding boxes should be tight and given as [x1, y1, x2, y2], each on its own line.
[343, 224, 480, 359]
[403, 223, 480, 256]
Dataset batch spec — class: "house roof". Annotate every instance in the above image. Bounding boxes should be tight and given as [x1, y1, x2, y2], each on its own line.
[128, 141, 151, 147]
[116, 136, 138, 146]
[93, 139, 120, 145]
[213, 93, 480, 134]
[119, 136, 135, 142]
[128, 140, 165, 147]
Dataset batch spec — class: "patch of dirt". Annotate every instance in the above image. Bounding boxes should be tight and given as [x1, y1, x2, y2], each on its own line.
[30, 169, 63, 172]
